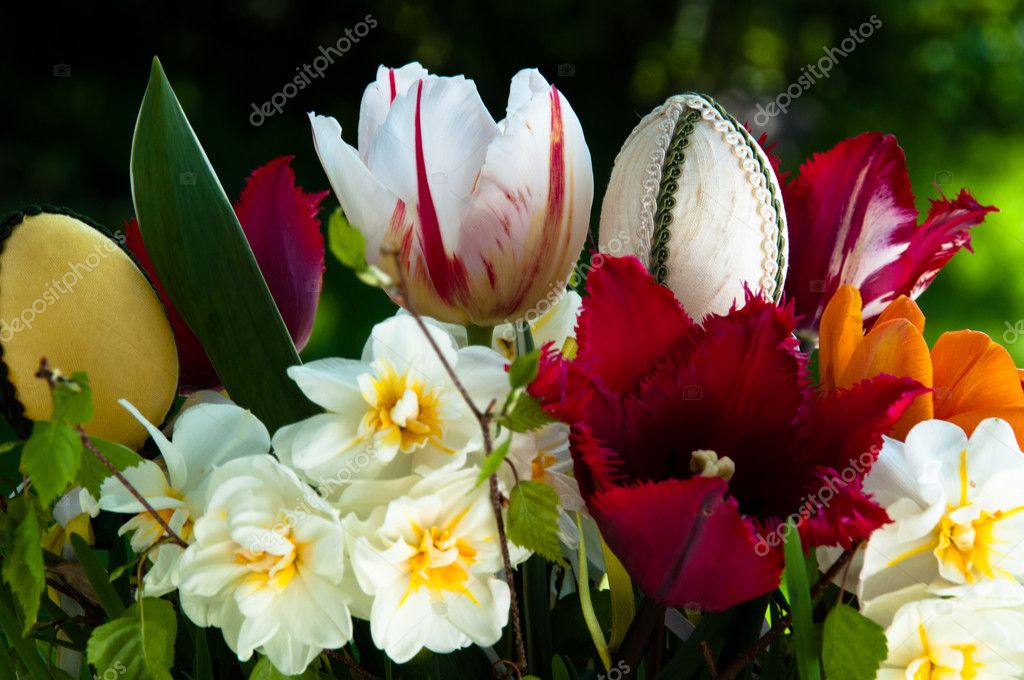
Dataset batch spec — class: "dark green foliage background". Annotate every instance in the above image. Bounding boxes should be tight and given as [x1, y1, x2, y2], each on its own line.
[1, 0, 1023, 363]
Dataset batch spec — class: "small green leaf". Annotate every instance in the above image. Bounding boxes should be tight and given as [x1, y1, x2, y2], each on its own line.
[21, 420, 82, 505]
[52, 372, 94, 425]
[499, 392, 554, 433]
[783, 521, 821, 680]
[327, 209, 368, 272]
[551, 655, 572, 680]
[823, 604, 888, 680]
[476, 437, 512, 486]
[87, 598, 177, 680]
[249, 655, 319, 679]
[2, 494, 45, 635]
[508, 350, 540, 390]
[0, 441, 21, 455]
[507, 480, 564, 565]
[76, 436, 144, 497]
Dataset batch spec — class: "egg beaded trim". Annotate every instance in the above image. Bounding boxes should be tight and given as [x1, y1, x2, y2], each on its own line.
[649, 108, 701, 285]
[626, 93, 787, 301]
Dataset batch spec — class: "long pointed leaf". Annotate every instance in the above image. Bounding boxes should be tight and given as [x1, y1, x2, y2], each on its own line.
[130, 57, 315, 429]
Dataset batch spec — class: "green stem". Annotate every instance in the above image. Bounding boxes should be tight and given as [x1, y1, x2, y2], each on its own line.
[524, 555, 553, 674]
[466, 324, 494, 348]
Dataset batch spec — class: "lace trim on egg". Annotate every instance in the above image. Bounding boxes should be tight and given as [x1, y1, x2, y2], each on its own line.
[661, 94, 788, 301]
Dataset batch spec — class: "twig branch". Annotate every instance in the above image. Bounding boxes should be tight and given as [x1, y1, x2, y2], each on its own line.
[323, 648, 382, 680]
[383, 250, 527, 673]
[36, 359, 189, 549]
[713, 546, 859, 680]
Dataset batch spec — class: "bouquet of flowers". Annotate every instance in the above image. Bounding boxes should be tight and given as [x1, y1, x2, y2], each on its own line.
[1, 56, 1016, 680]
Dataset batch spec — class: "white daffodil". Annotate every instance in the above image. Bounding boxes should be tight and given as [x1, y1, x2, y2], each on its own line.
[176, 455, 353, 676]
[859, 418, 1024, 604]
[492, 290, 582, 359]
[863, 585, 1024, 679]
[273, 315, 508, 492]
[504, 423, 585, 547]
[345, 468, 523, 663]
[97, 400, 269, 596]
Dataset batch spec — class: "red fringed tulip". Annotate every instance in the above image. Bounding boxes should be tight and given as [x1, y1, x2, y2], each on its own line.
[536, 256, 925, 612]
[126, 156, 327, 392]
[309, 62, 593, 326]
[779, 132, 996, 334]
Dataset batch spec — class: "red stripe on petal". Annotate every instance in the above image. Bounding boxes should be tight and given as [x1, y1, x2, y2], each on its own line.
[545, 87, 566, 229]
[388, 69, 397, 103]
[413, 80, 468, 303]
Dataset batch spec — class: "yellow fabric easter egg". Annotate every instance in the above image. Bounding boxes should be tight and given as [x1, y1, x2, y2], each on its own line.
[0, 207, 178, 449]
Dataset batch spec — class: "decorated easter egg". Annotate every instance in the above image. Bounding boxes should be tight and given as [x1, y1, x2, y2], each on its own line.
[0, 206, 178, 449]
[599, 93, 788, 319]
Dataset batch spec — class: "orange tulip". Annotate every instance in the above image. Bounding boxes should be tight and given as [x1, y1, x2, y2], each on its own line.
[819, 284, 1024, 445]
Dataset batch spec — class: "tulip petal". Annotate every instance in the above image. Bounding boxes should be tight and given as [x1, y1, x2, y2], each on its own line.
[310, 113, 402, 263]
[588, 478, 782, 612]
[872, 295, 925, 333]
[234, 157, 327, 351]
[574, 256, 695, 394]
[931, 330, 1024, 422]
[357, 63, 430, 161]
[456, 70, 593, 321]
[368, 76, 497, 252]
[795, 376, 927, 549]
[621, 294, 807, 514]
[784, 133, 917, 329]
[840, 318, 934, 438]
[799, 375, 928, 507]
[860, 189, 996, 309]
[818, 285, 865, 390]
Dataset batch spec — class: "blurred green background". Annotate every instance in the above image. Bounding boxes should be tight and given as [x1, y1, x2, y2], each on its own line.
[2, 0, 1023, 361]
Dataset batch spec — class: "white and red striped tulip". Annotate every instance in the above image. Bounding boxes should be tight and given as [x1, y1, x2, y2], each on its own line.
[310, 62, 593, 326]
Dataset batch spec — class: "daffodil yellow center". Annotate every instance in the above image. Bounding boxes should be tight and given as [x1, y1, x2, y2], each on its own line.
[909, 623, 980, 679]
[360, 359, 448, 454]
[935, 507, 1000, 582]
[235, 538, 299, 592]
[531, 451, 559, 481]
[130, 489, 192, 549]
[403, 521, 478, 604]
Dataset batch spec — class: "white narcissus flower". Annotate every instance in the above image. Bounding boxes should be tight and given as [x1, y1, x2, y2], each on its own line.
[344, 468, 522, 663]
[858, 418, 1024, 604]
[97, 400, 269, 596]
[309, 62, 593, 326]
[176, 455, 353, 675]
[863, 585, 1024, 679]
[492, 290, 582, 359]
[273, 315, 507, 489]
[504, 424, 585, 547]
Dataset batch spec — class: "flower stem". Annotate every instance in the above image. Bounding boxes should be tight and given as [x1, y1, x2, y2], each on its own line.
[466, 324, 494, 348]
[384, 251, 527, 674]
[712, 546, 859, 680]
